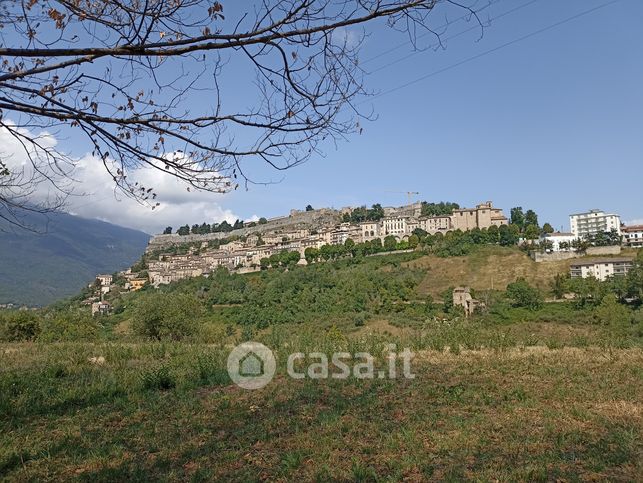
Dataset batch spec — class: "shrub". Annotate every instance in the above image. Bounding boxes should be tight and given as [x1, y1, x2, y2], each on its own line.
[132, 292, 203, 340]
[593, 295, 632, 326]
[141, 365, 176, 391]
[0, 311, 41, 341]
[353, 312, 366, 327]
[38, 310, 99, 342]
[506, 278, 542, 310]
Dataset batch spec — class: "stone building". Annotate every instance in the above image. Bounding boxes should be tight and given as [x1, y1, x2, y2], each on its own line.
[452, 287, 483, 316]
[451, 202, 508, 231]
[418, 215, 451, 234]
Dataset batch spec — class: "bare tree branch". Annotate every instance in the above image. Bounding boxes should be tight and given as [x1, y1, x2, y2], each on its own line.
[0, 0, 482, 225]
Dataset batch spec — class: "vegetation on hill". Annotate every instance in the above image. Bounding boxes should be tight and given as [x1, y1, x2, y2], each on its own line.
[1, 248, 642, 480]
[2, 248, 642, 345]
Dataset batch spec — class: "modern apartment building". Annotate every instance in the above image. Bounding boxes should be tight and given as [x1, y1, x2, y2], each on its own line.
[569, 257, 634, 282]
[569, 209, 621, 238]
[623, 225, 643, 248]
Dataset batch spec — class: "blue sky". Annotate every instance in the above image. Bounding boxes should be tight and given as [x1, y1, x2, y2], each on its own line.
[214, 0, 643, 232]
[5, 0, 641, 234]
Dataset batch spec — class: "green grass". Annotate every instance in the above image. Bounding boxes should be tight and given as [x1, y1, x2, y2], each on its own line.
[1, 330, 641, 481]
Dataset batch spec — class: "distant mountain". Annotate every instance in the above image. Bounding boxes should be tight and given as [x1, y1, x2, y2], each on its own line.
[0, 212, 149, 306]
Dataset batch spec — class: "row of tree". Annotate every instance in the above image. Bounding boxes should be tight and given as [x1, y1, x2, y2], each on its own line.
[166, 217, 271, 236]
[341, 204, 385, 223]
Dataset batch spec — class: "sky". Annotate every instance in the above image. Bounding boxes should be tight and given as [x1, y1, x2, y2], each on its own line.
[3, 0, 642, 234]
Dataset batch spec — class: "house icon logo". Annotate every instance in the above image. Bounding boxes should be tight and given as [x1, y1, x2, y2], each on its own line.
[227, 342, 276, 389]
[239, 351, 264, 377]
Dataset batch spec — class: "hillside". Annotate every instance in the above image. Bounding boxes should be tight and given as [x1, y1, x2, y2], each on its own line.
[407, 246, 572, 296]
[0, 212, 149, 306]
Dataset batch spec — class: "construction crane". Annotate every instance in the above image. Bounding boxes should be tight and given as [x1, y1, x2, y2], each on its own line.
[385, 191, 421, 205]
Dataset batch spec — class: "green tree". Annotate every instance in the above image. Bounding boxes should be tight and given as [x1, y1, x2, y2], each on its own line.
[304, 247, 319, 264]
[441, 287, 454, 313]
[421, 201, 459, 217]
[132, 293, 203, 341]
[258, 217, 268, 225]
[305, 204, 314, 211]
[408, 234, 419, 248]
[487, 225, 500, 244]
[524, 209, 539, 229]
[0, 311, 41, 341]
[550, 273, 568, 299]
[510, 207, 525, 229]
[593, 295, 631, 326]
[320, 244, 333, 261]
[524, 224, 540, 241]
[506, 278, 542, 310]
[542, 223, 554, 234]
[367, 203, 385, 221]
[163, 226, 173, 234]
[499, 224, 520, 246]
[384, 235, 397, 251]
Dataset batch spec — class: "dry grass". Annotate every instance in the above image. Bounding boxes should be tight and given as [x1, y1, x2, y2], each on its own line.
[406, 246, 572, 296]
[1, 341, 641, 481]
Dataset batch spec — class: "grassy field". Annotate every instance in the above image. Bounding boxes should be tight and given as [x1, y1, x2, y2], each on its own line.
[1, 320, 642, 481]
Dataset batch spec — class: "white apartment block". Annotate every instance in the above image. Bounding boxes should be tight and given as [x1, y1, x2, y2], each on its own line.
[382, 216, 408, 236]
[570, 209, 621, 238]
[539, 232, 577, 252]
[623, 225, 643, 248]
[569, 257, 634, 282]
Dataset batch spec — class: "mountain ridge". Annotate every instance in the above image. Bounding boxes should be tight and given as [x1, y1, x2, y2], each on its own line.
[0, 211, 149, 306]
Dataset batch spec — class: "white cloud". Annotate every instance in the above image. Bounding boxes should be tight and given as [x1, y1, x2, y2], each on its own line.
[1, 123, 239, 234]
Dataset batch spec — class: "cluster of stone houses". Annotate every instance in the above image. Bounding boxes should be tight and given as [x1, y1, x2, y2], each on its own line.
[146, 201, 509, 286]
[85, 270, 148, 315]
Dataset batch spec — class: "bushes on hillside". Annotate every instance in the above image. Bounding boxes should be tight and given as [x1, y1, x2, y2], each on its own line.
[132, 292, 203, 340]
[38, 310, 99, 342]
[506, 278, 542, 310]
[593, 295, 632, 326]
[0, 309, 100, 342]
[0, 311, 41, 341]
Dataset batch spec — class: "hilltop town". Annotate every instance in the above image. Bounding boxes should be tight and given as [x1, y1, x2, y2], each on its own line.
[81, 201, 642, 316]
[145, 200, 508, 283]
